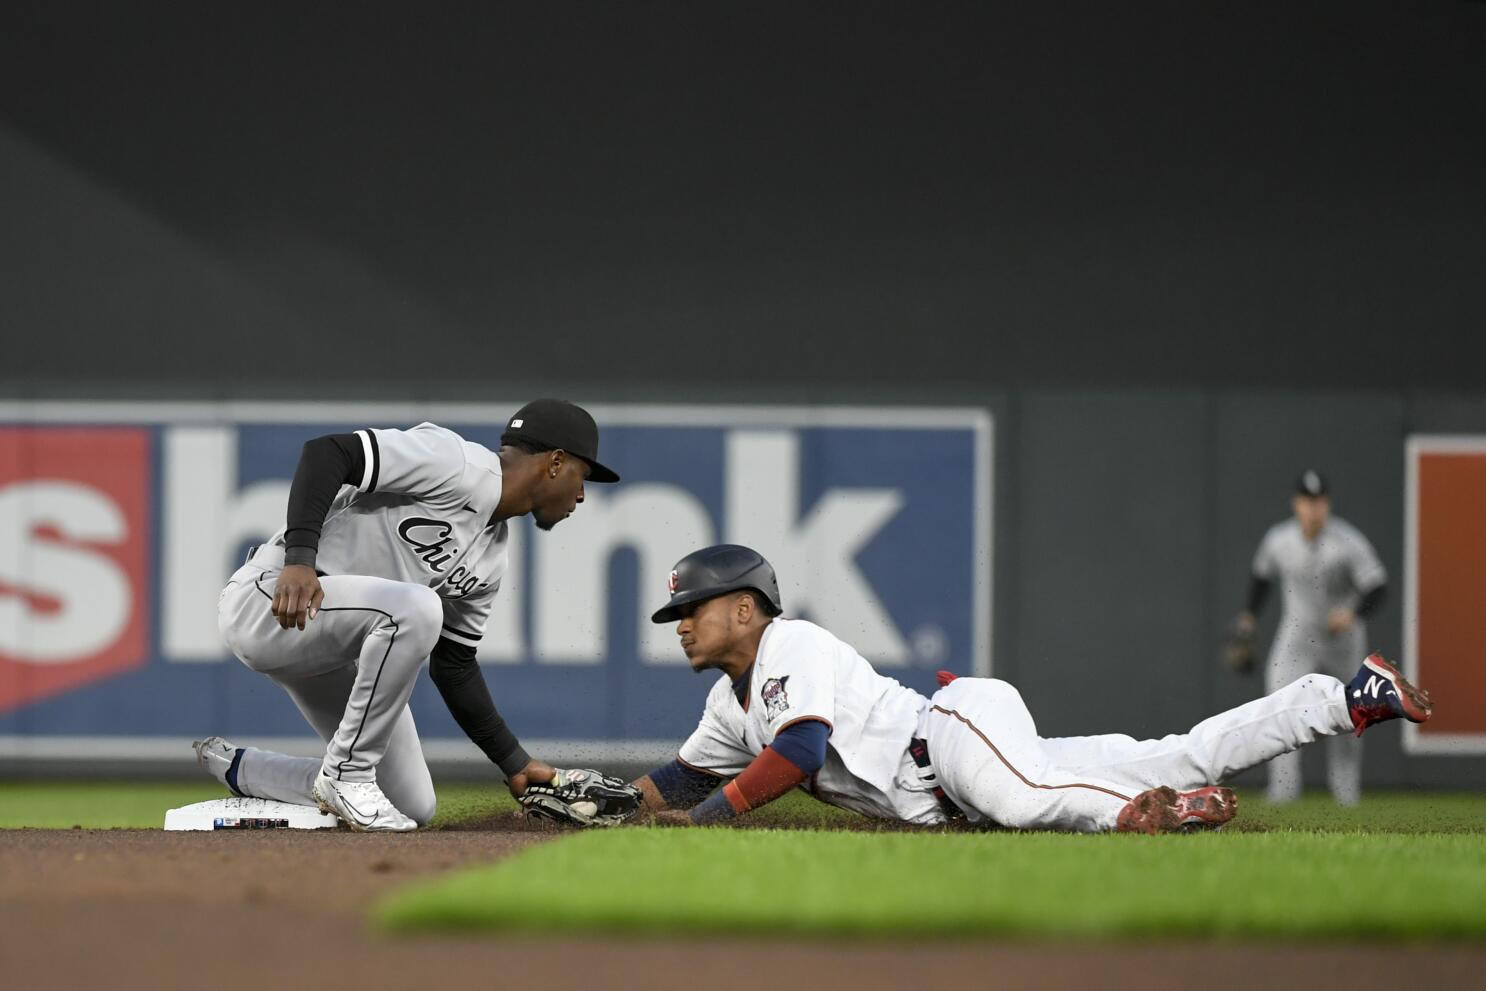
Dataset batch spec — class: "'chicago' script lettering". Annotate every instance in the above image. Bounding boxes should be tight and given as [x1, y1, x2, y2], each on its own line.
[397, 517, 457, 572]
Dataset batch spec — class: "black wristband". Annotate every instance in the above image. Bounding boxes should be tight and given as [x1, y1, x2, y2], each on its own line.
[498, 746, 533, 779]
[284, 546, 317, 568]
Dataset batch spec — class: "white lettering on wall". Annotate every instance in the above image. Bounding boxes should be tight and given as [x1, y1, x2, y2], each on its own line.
[161, 427, 287, 661]
[725, 430, 910, 664]
[532, 484, 714, 663]
[0, 481, 131, 662]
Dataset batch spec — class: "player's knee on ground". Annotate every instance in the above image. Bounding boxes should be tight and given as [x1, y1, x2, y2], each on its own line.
[382, 777, 437, 827]
[401, 790, 437, 828]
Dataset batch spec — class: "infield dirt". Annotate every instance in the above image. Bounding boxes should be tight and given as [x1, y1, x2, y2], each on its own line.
[2, 818, 1480, 991]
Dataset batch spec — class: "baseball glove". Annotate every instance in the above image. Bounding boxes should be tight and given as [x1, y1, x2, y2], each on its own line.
[1220, 623, 1256, 674]
[518, 768, 644, 827]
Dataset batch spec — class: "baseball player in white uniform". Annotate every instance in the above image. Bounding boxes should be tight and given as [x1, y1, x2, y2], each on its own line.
[1233, 471, 1388, 805]
[634, 545, 1430, 833]
[194, 399, 620, 830]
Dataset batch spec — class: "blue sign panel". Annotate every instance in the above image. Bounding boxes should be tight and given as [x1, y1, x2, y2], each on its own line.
[0, 404, 991, 757]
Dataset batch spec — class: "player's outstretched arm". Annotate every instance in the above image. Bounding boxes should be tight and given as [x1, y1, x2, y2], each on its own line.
[427, 637, 552, 795]
[633, 774, 671, 812]
[635, 759, 725, 820]
[658, 719, 829, 827]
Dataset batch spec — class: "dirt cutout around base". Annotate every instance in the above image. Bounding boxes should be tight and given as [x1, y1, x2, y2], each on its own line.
[2, 824, 1481, 991]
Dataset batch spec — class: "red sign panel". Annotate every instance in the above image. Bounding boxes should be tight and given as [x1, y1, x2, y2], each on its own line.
[0, 428, 152, 712]
[1406, 439, 1486, 753]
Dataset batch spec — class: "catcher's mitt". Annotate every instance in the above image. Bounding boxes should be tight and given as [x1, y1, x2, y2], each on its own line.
[519, 768, 644, 827]
[1221, 623, 1256, 674]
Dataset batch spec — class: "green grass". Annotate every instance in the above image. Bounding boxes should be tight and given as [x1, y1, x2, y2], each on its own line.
[3, 781, 1481, 834]
[0, 781, 516, 829]
[0, 782, 229, 829]
[5, 781, 1481, 835]
[678, 787, 1486, 834]
[379, 826, 1486, 940]
[1233, 791, 1486, 834]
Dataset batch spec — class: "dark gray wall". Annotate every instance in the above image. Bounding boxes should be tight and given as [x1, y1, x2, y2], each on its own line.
[993, 388, 1486, 789]
[2, 4, 1482, 786]
[3, 2, 1485, 397]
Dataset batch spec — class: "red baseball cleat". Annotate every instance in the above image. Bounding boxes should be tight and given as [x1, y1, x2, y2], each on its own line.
[1116, 785, 1237, 834]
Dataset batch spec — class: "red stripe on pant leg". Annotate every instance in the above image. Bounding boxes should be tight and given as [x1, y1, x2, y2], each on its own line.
[930, 705, 1133, 803]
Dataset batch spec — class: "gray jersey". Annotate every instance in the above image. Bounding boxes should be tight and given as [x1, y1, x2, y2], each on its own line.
[263, 422, 509, 649]
[1252, 515, 1385, 640]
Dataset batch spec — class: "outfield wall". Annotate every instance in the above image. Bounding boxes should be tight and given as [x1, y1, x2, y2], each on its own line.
[2, 394, 1484, 789]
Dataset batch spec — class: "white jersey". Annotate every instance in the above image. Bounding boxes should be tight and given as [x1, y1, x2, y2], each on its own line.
[677, 617, 940, 822]
[262, 422, 510, 649]
[1252, 516, 1386, 632]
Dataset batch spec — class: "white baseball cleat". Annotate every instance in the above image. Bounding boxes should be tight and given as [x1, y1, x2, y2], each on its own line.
[192, 737, 245, 796]
[312, 771, 417, 832]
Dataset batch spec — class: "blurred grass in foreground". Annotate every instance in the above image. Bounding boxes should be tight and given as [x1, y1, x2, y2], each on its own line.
[379, 826, 1486, 939]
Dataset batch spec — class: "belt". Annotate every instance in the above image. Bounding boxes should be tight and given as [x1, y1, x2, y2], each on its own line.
[909, 736, 963, 820]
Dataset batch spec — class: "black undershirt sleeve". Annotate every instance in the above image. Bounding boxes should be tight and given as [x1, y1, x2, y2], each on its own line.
[428, 637, 531, 778]
[1246, 575, 1272, 616]
[1355, 583, 1387, 620]
[283, 433, 366, 568]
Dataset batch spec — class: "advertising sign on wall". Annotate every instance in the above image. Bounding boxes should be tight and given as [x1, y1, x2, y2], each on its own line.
[0, 403, 992, 763]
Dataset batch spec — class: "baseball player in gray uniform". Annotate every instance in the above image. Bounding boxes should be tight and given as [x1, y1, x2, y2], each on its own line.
[623, 544, 1429, 834]
[194, 399, 620, 830]
[1232, 471, 1388, 805]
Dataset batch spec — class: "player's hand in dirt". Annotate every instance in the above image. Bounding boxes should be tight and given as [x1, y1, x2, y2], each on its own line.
[272, 564, 324, 630]
[506, 757, 556, 798]
[1327, 608, 1356, 635]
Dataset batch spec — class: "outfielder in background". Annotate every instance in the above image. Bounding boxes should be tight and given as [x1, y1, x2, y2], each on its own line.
[618, 544, 1429, 834]
[1227, 471, 1388, 806]
[196, 399, 621, 831]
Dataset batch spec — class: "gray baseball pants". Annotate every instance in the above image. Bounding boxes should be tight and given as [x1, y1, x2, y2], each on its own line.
[215, 546, 441, 825]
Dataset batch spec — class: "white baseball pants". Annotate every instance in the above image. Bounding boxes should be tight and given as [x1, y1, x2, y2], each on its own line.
[922, 674, 1353, 833]
[215, 547, 440, 825]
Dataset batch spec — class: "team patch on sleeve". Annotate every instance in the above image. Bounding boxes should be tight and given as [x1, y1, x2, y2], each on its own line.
[761, 676, 791, 719]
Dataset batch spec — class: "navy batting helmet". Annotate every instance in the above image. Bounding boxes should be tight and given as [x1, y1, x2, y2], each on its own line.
[650, 544, 783, 624]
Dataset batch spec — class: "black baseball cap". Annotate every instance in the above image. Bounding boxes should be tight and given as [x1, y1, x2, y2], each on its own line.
[500, 399, 620, 483]
[1295, 469, 1328, 497]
